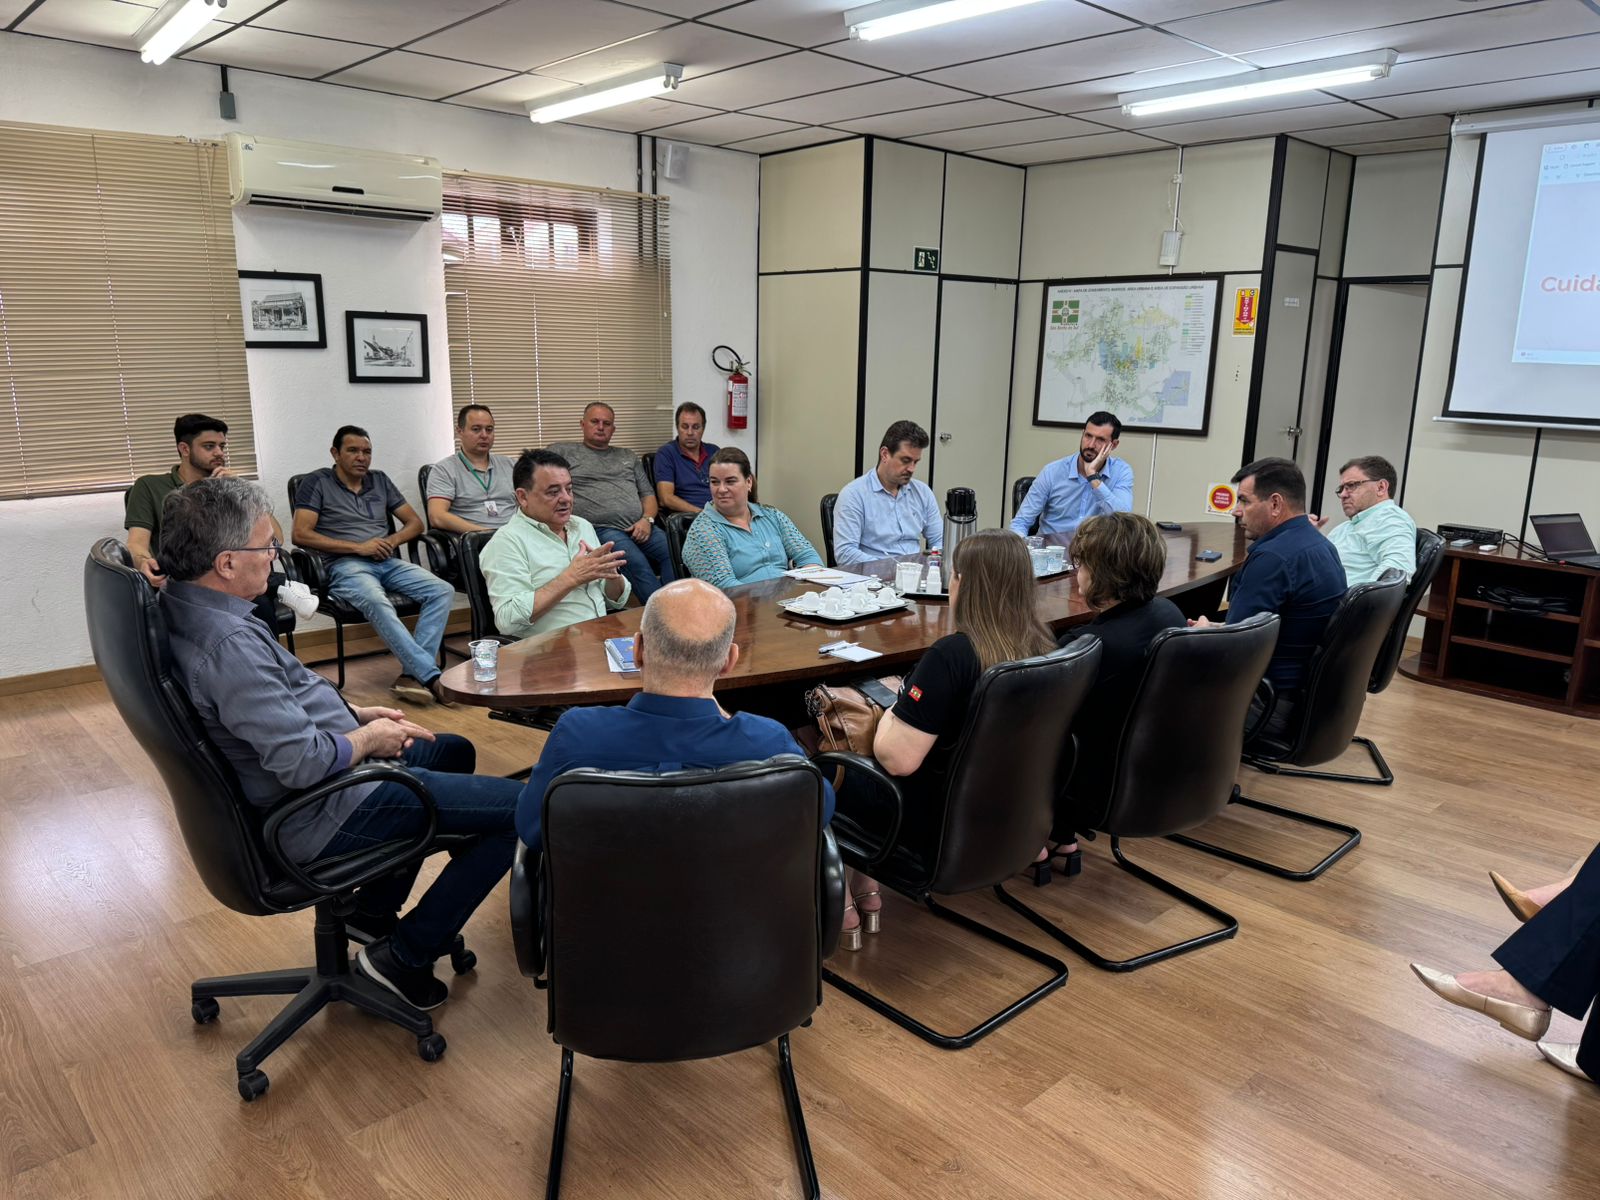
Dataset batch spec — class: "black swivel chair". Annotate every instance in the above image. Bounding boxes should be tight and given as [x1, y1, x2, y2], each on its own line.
[456, 528, 563, 741]
[815, 639, 1101, 1049]
[994, 615, 1280, 971]
[513, 759, 844, 1199]
[1250, 529, 1445, 787]
[663, 511, 696, 580]
[639, 450, 656, 486]
[1012, 476, 1039, 536]
[416, 462, 464, 589]
[819, 493, 838, 568]
[84, 539, 476, 1100]
[1170, 571, 1409, 881]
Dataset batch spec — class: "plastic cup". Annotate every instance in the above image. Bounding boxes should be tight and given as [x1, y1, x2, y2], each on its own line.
[1025, 535, 1045, 552]
[1045, 545, 1066, 572]
[895, 562, 921, 593]
[469, 638, 500, 682]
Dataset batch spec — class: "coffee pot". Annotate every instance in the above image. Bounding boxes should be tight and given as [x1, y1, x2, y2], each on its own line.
[942, 487, 977, 567]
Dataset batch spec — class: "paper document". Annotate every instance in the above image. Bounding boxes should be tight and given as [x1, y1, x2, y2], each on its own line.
[785, 565, 877, 587]
[825, 644, 882, 662]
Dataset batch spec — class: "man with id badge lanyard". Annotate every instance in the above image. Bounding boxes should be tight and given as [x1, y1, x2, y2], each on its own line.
[427, 404, 518, 533]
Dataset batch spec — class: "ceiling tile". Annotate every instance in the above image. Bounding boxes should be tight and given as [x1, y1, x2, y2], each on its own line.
[0, 0, 39, 23]
[628, 0, 736, 14]
[922, 27, 1220, 95]
[1166, 0, 1491, 57]
[748, 77, 973, 124]
[913, 114, 1102, 151]
[648, 111, 804, 144]
[1293, 114, 1452, 146]
[726, 126, 850, 154]
[1133, 100, 1379, 144]
[834, 98, 1052, 137]
[1007, 56, 1249, 114]
[979, 129, 1170, 163]
[536, 21, 791, 85]
[445, 72, 580, 114]
[825, 0, 1134, 75]
[670, 50, 890, 109]
[180, 26, 380, 77]
[1360, 68, 1600, 119]
[323, 51, 510, 99]
[568, 97, 724, 132]
[1089, 0, 1267, 19]
[1337, 135, 1451, 156]
[408, 0, 675, 72]
[1085, 86, 1340, 132]
[1328, 34, 1600, 102]
[253, 0, 502, 45]
[699, 0, 856, 50]
[15, 0, 157, 49]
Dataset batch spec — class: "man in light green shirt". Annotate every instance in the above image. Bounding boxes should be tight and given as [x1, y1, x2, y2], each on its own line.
[1319, 455, 1417, 585]
[479, 449, 630, 640]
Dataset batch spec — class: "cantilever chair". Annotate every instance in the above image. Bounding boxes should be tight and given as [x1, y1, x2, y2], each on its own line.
[995, 614, 1279, 971]
[1170, 571, 1408, 882]
[513, 758, 844, 1199]
[84, 539, 477, 1101]
[416, 462, 465, 590]
[815, 639, 1101, 1049]
[1249, 528, 1445, 787]
[1012, 476, 1035, 518]
[662, 511, 696, 580]
[819, 493, 838, 567]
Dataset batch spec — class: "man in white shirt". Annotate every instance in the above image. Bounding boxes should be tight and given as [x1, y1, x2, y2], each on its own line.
[832, 421, 942, 565]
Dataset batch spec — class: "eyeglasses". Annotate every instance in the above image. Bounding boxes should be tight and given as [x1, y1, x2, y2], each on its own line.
[1334, 479, 1376, 496]
[226, 537, 282, 557]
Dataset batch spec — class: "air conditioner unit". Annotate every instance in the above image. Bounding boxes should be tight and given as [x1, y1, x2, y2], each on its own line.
[225, 133, 442, 222]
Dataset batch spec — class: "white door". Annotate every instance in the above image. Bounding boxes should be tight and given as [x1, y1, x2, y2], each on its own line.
[931, 280, 1015, 525]
[1251, 249, 1318, 466]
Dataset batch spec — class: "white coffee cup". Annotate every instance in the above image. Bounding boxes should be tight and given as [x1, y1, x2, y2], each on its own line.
[819, 598, 849, 617]
[792, 591, 820, 611]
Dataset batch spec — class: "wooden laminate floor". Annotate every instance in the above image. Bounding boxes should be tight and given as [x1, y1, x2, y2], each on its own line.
[1, 640, 1597, 1199]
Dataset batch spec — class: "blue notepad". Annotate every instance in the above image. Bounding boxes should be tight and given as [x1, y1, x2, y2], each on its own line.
[604, 636, 638, 674]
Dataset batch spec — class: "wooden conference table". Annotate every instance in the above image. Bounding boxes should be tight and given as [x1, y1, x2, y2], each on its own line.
[440, 521, 1248, 710]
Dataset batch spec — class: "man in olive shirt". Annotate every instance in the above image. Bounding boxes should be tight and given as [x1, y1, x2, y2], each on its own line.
[549, 402, 677, 601]
[426, 404, 517, 534]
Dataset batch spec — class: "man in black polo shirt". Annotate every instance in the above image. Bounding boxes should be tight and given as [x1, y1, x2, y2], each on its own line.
[292, 425, 455, 705]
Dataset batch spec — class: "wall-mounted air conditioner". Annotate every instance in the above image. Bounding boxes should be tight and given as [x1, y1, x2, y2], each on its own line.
[225, 133, 442, 222]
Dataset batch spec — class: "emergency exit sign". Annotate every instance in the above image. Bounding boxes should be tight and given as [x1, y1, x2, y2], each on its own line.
[914, 246, 939, 272]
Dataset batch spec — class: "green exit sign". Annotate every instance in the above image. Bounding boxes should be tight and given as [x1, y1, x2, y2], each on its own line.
[913, 246, 939, 273]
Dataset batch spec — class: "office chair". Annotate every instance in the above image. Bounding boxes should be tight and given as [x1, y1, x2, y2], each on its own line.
[1169, 571, 1408, 881]
[515, 758, 844, 1199]
[994, 614, 1279, 970]
[84, 539, 477, 1100]
[639, 450, 655, 486]
[1012, 475, 1035, 519]
[1250, 529, 1445, 786]
[663, 511, 696, 580]
[819, 493, 838, 568]
[814, 639, 1100, 1049]
[456, 528, 563, 742]
[415, 462, 465, 589]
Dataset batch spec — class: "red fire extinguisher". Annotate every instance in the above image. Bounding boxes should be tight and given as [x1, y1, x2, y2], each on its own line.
[713, 344, 750, 431]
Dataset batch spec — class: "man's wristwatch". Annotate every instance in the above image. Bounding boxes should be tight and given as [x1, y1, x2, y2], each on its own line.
[1087, 472, 1105, 483]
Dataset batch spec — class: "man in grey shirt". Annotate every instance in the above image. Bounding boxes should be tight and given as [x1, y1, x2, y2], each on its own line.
[426, 403, 517, 533]
[550, 401, 677, 601]
[161, 477, 519, 1011]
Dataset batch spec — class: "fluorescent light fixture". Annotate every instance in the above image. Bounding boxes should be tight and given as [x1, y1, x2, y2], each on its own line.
[135, 0, 227, 66]
[1452, 107, 1600, 136]
[529, 64, 684, 125]
[1119, 50, 1398, 118]
[844, 0, 1045, 42]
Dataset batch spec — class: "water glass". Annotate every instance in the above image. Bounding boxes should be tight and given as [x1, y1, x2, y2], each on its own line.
[1025, 535, 1045, 552]
[469, 638, 500, 682]
[895, 561, 922, 593]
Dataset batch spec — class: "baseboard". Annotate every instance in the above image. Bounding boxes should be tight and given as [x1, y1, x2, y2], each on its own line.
[0, 664, 105, 698]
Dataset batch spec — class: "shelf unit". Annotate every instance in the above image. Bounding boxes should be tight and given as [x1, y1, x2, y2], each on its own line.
[1399, 543, 1600, 718]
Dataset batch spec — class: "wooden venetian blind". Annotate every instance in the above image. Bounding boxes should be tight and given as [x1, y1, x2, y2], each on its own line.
[0, 123, 252, 500]
[442, 172, 673, 455]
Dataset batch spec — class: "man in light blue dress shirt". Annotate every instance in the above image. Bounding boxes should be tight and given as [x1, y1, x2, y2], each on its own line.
[833, 420, 943, 565]
[1316, 454, 1417, 584]
[1010, 410, 1134, 538]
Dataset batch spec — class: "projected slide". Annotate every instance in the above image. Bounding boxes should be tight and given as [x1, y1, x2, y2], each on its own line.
[1512, 139, 1600, 365]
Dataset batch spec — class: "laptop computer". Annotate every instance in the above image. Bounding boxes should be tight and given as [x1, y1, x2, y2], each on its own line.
[1529, 514, 1600, 568]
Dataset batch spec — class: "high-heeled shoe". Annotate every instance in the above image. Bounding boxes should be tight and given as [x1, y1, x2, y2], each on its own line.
[852, 886, 882, 935]
[1488, 871, 1542, 924]
[1537, 1040, 1593, 1082]
[1410, 964, 1552, 1040]
[838, 898, 862, 953]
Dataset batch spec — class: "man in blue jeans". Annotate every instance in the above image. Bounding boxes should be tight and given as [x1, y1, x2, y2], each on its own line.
[160, 477, 519, 1011]
[293, 425, 456, 705]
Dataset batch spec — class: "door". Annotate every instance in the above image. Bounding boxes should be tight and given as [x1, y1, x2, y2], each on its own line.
[1250, 248, 1318, 465]
[931, 280, 1015, 524]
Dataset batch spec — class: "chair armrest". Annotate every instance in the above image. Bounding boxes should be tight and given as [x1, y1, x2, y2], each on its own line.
[1243, 678, 1278, 745]
[260, 760, 438, 894]
[810, 750, 903, 870]
[418, 530, 458, 579]
[508, 841, 544, 982]
[819, 829, 845, 960]
[288, 546, 329, 595]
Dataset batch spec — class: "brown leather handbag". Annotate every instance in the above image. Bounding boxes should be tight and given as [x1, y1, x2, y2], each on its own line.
[806, 676, 902, 759]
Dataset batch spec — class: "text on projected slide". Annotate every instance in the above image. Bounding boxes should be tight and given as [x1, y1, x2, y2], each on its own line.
[1513, 138, 1600, 366]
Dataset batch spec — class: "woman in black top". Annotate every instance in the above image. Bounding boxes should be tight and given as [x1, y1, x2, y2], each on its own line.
[837, 530, 1056, 948]
[1053, 513, 1186, 862]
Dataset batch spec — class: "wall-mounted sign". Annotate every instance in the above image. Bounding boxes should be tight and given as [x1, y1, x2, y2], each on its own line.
[1206, 482, 1238, 515]
[1233, 287, 1258, 336]
[913, 246, 939, 273]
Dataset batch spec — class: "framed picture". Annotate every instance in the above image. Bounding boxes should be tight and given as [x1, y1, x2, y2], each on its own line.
[239, 271, 326, 348]
[345, 311, 430, 384]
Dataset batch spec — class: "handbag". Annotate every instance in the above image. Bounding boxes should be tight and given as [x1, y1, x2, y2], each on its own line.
[806, 676, 902, 759]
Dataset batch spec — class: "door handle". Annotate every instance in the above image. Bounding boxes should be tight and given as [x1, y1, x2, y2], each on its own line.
[938, 432, 952, 444]
[1282, 426, 1302, 437]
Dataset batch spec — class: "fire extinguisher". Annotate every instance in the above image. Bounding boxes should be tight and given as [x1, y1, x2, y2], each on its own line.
[713, 344, 750, 431]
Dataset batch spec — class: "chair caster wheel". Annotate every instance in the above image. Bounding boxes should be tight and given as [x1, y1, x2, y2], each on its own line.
[418, 1033, 447, 1062]
[450, 949, 477, 975]
[238, 1070, 269, 1101]
[192, 997, 220, 1024]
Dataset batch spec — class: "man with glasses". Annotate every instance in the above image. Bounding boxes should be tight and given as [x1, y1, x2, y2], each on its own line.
[1316, 455, 1417, 585]
[158, 477, 520, 1011]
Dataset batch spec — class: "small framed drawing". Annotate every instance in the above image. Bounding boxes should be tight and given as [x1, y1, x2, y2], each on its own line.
[238, 270, 326, 348]
[345, 311, 430, 384]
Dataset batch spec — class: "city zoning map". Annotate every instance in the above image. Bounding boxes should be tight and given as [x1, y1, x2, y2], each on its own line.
[1035, 278, 1219, 433]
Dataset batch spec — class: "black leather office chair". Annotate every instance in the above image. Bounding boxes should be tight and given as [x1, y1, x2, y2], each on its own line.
[639, 450, 656, 486]
[84, 539, 476, 1100]
[1170, 571, 1408, 881]
[415, 462, 465, 590]
[1251, 528, 1445, 787]
[814, 639, 1100, 1049]
[513, 758, 843, 1199]
[457, 528, 562, 743]
[1012, 475, 1035, 518]
[819, 493, 838, 568]
[994, 615, 1280, 971]
[663, 511, 696, 579]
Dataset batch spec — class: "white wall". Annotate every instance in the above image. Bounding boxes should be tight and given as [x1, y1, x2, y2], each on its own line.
[1343, 150, 1446, 279]
[0, 32, 757, 679]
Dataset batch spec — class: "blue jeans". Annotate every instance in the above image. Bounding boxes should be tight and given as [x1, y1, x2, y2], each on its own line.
[319, 734, 519, 967]
[327, 555, 454, 683]
[595, 525, 677, 602]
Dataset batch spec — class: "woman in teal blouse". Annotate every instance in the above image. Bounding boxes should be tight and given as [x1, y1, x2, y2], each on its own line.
[682, 448, 823, 588]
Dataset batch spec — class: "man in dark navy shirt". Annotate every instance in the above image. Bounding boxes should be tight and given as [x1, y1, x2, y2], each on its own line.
[1195, 456, 1346, 739]
[517, 578, 834, 851]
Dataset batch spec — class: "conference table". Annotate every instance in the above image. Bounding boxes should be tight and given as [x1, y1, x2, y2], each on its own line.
[439, 520, 1248, 710]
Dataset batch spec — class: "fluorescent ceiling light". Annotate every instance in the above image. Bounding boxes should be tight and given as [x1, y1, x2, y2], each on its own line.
[529, 64, 684, 125]
[1452, 107, 1600, 136]
[135, 0, 226, 66]
[1119, 50, 1399, 118]
[844, 0, 1045, 42]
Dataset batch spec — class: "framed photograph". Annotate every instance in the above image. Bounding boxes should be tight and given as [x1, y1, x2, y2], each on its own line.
[238, 270, 326, 348]
[345, 311, 430, 384]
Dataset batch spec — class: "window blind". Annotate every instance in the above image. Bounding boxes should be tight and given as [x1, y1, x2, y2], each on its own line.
[442, 171, 673, 457]
[0, 122, 253, 500]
